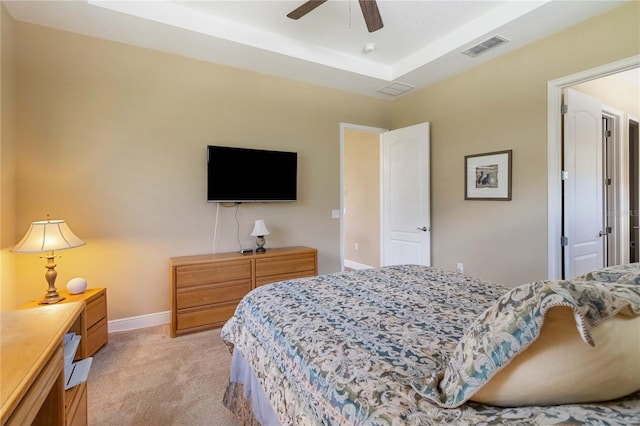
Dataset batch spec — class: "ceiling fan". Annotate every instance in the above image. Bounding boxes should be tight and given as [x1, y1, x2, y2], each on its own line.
[287, 0, 384, 33]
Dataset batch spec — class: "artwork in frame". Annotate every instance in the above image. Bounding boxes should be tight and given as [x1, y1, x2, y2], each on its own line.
[465, 150, 512, 201]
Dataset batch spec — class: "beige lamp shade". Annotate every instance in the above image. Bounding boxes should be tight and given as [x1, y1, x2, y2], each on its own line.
[11, 218, 85, 304]
[250, 219, 270, 237]
[11, 219, 86, 253]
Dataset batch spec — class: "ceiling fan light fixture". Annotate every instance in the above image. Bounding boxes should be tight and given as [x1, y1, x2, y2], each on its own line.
[287, 0, 383, 32]
[363, 42, 377, 54]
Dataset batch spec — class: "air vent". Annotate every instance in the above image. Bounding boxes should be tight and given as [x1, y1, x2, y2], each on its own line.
[462, 35, 509, 58]
[376, 81, 414, 97]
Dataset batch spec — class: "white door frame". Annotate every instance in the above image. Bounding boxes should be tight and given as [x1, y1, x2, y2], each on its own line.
[547, 55, 640, 279]
[630, 114, 640, 263]
[602, 106, 626, 267]
[340, 122, 387, 272]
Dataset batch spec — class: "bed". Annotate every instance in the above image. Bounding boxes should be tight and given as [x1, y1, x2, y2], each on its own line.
[221, 264, 640, 425]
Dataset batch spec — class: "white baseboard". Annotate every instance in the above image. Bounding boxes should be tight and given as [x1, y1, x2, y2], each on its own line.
[108, 310, 170, 333]
[344, 259, 374, 270]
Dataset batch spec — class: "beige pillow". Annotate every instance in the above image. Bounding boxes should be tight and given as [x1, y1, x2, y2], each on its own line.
[472, 307, 640, 407]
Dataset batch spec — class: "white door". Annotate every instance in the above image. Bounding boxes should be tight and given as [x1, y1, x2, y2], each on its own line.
[563, 88, 604, 279]
[382, 122, 431, 266]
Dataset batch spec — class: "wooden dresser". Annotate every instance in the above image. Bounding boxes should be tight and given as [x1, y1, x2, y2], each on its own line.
[21, 288, 109, 358]
[170, 246, 318, 337]
[1, 302, 85, 425]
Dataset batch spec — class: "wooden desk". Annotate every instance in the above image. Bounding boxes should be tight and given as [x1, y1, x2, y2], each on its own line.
[21, 288, 109, 358]
[0, 302, 84, 425]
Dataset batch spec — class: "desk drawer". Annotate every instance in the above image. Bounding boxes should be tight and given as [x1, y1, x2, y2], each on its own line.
[65, 382, 87, 426]
[86, 293, 107, 329]
[87, 317, 108, 356]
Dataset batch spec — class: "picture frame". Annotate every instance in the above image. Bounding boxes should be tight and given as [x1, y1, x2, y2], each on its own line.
[464, 150, 512, 201]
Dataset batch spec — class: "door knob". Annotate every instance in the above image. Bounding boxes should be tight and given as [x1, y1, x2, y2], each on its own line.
[417, 226, 430, 232]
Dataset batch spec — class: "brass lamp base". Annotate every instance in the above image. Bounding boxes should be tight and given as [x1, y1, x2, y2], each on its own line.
[39, 291, 66, 305]
[38, 252, 66, 304]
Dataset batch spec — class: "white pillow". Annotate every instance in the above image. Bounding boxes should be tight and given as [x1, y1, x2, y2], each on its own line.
[471, 306, 640, 407]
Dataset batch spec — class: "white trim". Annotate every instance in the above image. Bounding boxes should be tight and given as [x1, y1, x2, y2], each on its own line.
[344, 259, 375, 270]
[547, 55, 640, 280]
[339, 122, 387, 272]
[628, 114, 640, 263]
[379, 134, 385, 268]
[602, 105, 626, 266]
[108, 310, 170, 333]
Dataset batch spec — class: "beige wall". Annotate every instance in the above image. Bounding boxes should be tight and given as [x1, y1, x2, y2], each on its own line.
[344, 129, 380, 268]
[2, 20, 391, 315]
[1, 4, 17, 310]
[1, 3, 638, 317]
[392, 2, 639, 286]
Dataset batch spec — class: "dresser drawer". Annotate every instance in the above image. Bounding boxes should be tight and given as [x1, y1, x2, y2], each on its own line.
[176, 281, 251, 309]
[255, 270, 316, 287]
[177, 302, 238, 331]
[175, 259, 252, 288]
[255, 252, 316, 278]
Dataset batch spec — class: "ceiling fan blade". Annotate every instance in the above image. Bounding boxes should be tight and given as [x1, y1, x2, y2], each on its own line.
[287, 0, 328, 20]
[358, 0, 383, 32]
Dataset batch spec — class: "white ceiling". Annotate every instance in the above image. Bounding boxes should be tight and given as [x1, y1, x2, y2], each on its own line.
[3, 0, 629, 99]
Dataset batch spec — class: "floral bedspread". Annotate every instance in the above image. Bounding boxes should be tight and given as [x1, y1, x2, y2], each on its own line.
[221, 265, 640, 425]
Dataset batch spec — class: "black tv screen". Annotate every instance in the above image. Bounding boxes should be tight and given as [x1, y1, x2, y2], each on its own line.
[207, 145, 297, 202]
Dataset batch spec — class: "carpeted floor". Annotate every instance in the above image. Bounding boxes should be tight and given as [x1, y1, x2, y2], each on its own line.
[87, 324, 240, 426]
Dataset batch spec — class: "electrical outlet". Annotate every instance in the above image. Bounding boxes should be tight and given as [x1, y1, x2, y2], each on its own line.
[456, 263, 464, 273]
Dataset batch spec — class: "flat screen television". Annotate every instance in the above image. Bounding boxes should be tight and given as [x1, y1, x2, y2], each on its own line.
[207, 145, 297, 202]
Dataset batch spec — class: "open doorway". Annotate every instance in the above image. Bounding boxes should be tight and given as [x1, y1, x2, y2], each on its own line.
[548, 56, 640, 279]
[340, 123, 386, 271]
[339, 122, 432, 271]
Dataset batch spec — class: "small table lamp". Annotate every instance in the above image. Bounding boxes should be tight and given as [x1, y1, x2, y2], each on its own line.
[11, 218, 86, 304]
[250, 219, 270, 253]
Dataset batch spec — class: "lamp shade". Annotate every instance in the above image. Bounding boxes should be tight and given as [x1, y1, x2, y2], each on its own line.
[11, 219, 86, 253]
[250, 219, 270, 237]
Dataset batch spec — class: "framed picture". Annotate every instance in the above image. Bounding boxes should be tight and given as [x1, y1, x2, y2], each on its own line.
[465, 150, 512, 201]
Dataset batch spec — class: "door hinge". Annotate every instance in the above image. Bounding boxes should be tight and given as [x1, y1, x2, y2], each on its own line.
[561, 235, 569, 246]
[561, 170, 569, 180]
[561, 104, 568, 114]
[605, 130, 612, 138]
[606, 226, 612, 234]
[605, 178, 612, 185]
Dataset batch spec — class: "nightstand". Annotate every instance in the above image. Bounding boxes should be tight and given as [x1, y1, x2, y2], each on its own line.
[20, 288, 108, 357]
